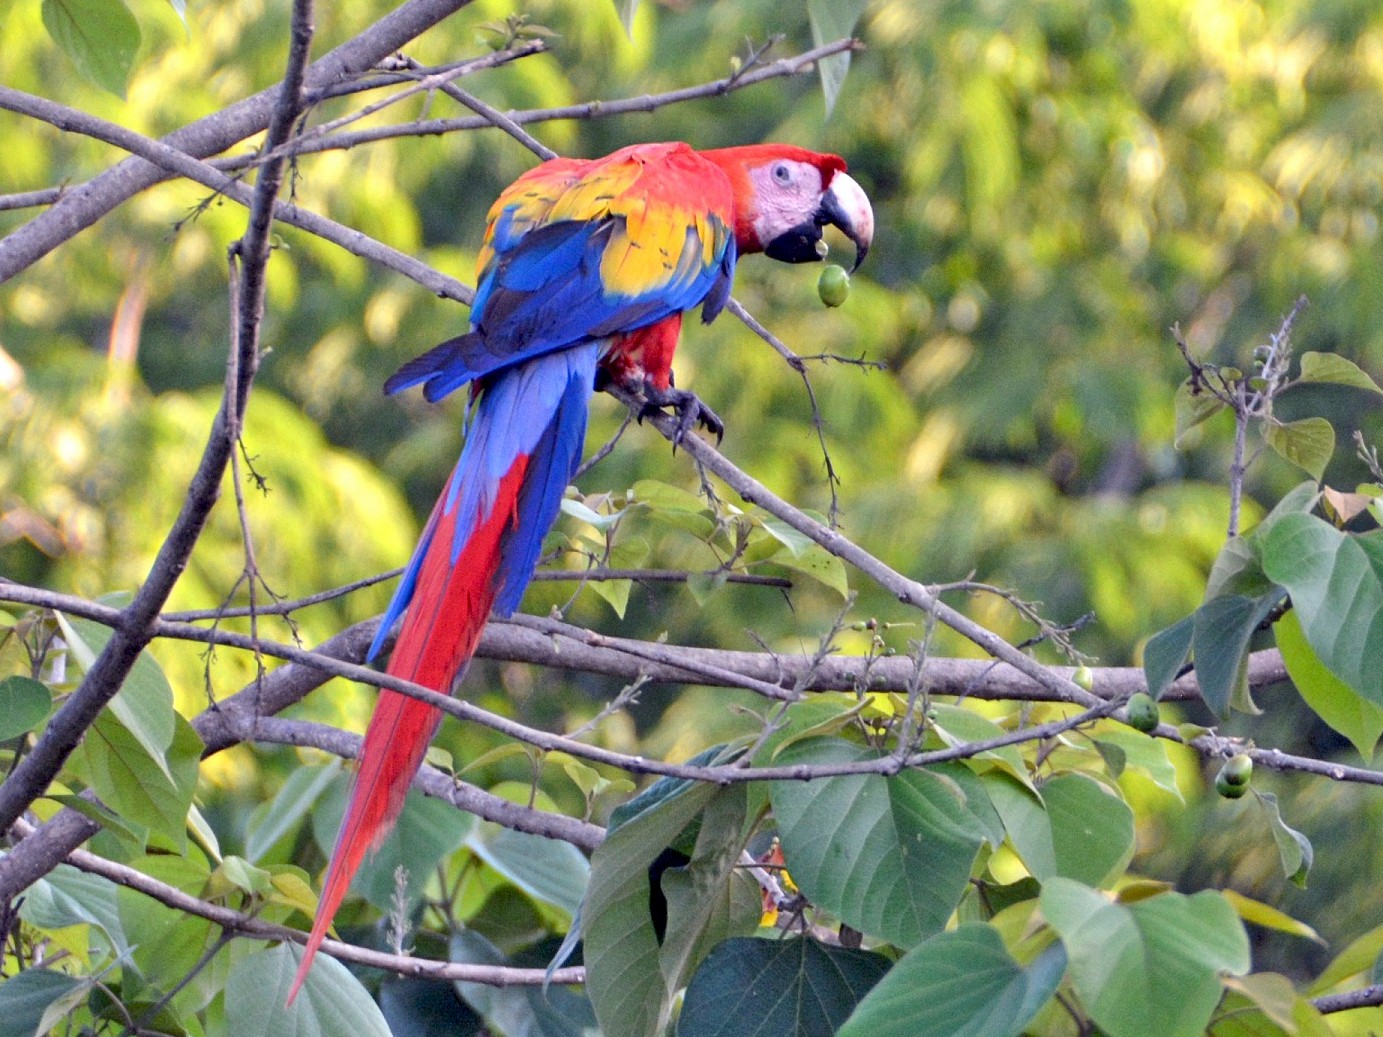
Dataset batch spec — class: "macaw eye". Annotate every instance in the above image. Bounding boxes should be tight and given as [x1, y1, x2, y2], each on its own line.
[772, 163, 792, 184]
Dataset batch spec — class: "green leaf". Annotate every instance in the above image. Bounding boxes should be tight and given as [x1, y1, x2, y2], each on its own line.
[1204, 536, 1273, 601]
[1309, 922, 1383, 994]
[45, 793, 147, 847]
[1253, 791, 1313, 887]
[1262, 514, 1383, 703]
[583, 775, 721, 1037]
[381, 975, 483, 1037]
[117, 853, 214, 994]
[1298, 351, 1383, 394]
[986, 772, 1134, 886]
[41, 0, 141, 97]
[229, 943, 392, 1037]
[1044, 773, 1136, 886]
[313, 778, 471, 909]
[1221, 889, 1324, 945]
[770, 543, 849, 598]
[1040, 879, 1250, 1037]
[58, 612, 176, 767]
[452, 930, 596, 1036]
[1264, 417, 1334, 481]
[838, 925, 1065, 1037]
[657, 784, 761, 996]
[771, 739, 990, 947]
[0, 676, 52, 740]
[1216, 973, 1333, 1037]
[929, 705, 1032, 786]
[681, 937, 890, 1037]
[1091, 728, 1184, 801]
[80, 709, 201, 851]
[467, 822, 590, 916]
[19, 862, 127, 958]
[1276, 607, 1383, 760]
[246, 761, 341, 864]
[1141, 614, 1194, 701]
[807, 0, 869, 116]
[217, 854, 273, 896]
[758, 515, 816, 557]
[632, 479, 711, 514]
[1173, 378, 1227, 447]
[1190, 590, 1286, 715]
[0, 968, 88, 1037]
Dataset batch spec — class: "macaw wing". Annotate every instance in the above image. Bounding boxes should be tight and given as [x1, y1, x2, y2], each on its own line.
[386, 143, 737, 401]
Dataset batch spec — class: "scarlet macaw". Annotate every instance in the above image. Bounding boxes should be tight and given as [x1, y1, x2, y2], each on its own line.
[289, 141, 873, 999]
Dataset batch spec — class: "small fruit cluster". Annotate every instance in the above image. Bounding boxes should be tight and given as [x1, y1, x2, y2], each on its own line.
[1214, 753, 1254, 799]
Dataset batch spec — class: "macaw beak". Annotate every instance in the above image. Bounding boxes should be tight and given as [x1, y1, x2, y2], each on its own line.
[819, 171, 874, 272]
[763, 171, 875, 272]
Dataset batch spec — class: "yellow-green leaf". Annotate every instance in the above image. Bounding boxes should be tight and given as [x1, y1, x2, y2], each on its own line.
[1264, 417, 1334, 481]
[1299, 352, 1383, 394]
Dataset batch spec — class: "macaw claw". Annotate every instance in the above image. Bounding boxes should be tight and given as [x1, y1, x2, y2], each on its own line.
[637, 384, 725, 449]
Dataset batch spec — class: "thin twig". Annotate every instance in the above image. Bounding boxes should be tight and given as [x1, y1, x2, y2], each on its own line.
[7, 818, 585, 988]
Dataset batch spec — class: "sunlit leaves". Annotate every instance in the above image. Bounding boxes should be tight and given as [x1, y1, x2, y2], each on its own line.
[1262, 514, 1383, 703]
[228, 944, 392, 1037]
[1275, 607, 1383, 759]
[40, 0, 140, 96]
[1040, 880, 1250, 1037]
[582, 774, 722, 1037]
[1298, 352, 1383, 394]
[806, 0, 869, 116]
[82, 710, 202, 852]
[0, 675, 51, 740]
[770, 740, 991, 947]
[0, 968, 89, 1037]
[838, 926, 1065, 1037]
[982, 772, 1135, 886]
[1252, 791, 1313, 887]
[1264, 417, 1334, 481]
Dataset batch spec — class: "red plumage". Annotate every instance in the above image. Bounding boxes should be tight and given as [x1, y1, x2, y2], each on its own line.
[287, 141, 871, 1004]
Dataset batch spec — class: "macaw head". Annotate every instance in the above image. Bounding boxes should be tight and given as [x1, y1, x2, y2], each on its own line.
[702, 145, 874, 272]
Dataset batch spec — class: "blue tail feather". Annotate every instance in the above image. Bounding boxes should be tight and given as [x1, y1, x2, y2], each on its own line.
[371, 345, 600, 659]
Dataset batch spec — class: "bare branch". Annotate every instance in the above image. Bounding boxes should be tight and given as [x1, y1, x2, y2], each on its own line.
[8, 818, 584, 987]
[0, 0, 479, 283]
[219, 38, 863, 165]
[0, 86, 470, 303]
[0, 0, 318, 838]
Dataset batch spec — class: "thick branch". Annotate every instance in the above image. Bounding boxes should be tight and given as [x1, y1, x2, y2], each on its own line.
[0, 87, 469, 303]
[0, 0, 476, 283]
[0, 0, 317, 836]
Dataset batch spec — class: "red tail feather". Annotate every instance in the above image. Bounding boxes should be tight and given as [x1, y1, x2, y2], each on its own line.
[288, 458, 531, 1002]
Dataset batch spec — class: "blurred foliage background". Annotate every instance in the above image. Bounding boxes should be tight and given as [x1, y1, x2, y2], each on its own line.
[5, 0, 1383, 981]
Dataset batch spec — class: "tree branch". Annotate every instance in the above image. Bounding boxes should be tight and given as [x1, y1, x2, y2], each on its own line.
[0, 0, 478, 283]
[0, 0, 318, 837]
[7, 818, 584, 987]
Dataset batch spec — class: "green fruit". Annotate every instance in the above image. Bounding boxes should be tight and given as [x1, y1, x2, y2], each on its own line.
[1124, 692, 1160, 733]
[1221, 752, 1253, 787]
[818, 264, 850, 307]
[1072, 665, 1094, 692]
[1216, 768, 1249, 799]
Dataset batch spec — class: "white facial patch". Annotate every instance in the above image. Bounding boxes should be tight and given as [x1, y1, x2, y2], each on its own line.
[747, 160, 827, 247]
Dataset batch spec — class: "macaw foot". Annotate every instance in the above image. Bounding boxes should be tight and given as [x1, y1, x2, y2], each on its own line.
[637, 382, 724, 449]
